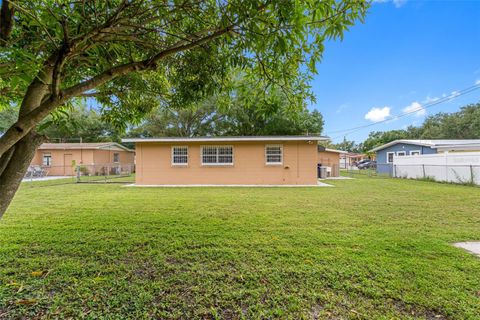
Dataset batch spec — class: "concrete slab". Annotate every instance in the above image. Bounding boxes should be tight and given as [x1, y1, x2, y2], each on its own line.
[453, 242, 480, 257]
[22, 176, 72, 182]
[322, 176, 354, 180]
[125, 181, 334, 187]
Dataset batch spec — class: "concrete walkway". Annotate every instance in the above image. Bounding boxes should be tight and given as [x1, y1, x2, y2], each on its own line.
[453, 242, 480, 257]
[22, 176, 72, 182]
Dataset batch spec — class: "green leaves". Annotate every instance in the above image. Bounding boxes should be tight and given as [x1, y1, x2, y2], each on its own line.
[1, 0, 368, 138]
[128, 72, 324, 137]
[38, 102, 124, 143]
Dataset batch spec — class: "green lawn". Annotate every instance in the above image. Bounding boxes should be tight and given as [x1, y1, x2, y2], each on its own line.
[1, 177, 479, 319]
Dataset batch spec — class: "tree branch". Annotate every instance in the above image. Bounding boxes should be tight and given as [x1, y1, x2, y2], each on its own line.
[51, 17, 72, 97]
[62, 26, 233, 99]
[8, 1, 58, 48]
[0, 25, 233, 156]
[0, 0, 14, 44]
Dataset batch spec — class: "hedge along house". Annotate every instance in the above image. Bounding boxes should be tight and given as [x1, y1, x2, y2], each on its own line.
[31, 143, 135, 176]
[371, 139, 480, 175]
[122, 136, 329, 186]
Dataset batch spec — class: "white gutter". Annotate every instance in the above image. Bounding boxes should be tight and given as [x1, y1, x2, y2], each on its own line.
[324, 148, 348, 154]
[436, 144, 480, 151]
[369, 140, 435, 152]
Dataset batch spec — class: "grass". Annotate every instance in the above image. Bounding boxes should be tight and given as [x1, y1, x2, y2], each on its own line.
[1, 177, 480, 319]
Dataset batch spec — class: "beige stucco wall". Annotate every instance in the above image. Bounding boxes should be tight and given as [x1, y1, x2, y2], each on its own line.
[93, 149, 135, 166]
[31, 149, 94, 176]
[318, 151, 341, 177]
[318, 151, 340, 165]
[31, 148, 135, 176]
[135, 141, 318, 185]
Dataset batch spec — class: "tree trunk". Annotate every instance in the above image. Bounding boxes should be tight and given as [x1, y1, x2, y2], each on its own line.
[0, 61, 53, 218]
[0, 131, 45, 218]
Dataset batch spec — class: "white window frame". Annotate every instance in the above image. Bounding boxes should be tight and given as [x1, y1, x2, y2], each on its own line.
[387, 152, 395, 163]
[410, 150, 421, 156]
[397, 151, 406, 157]
[201, 145, 234, 166]
[265, 144, 283, 165]
[113, 152, 120, 163]
[42, 153, 52, 166]
[171, 146, 189, 166]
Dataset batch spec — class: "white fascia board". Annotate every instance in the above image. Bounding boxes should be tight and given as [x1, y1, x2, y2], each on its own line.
[122, 136, 329, 143]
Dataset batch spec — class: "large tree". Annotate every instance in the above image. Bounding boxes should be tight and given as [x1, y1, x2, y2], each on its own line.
[39, 103, 124, 142]
[0, 0, 368, 217]
[325, 137, 362, 153]
[128, 102, 324, 137]
[362, 129, 412, 152]
[419, 103, 480, 139]
[129, 74, 324, 137]
[0, 106, 18, 134]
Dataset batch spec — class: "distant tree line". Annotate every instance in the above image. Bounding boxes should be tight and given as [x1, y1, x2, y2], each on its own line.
[362, 102, 480, 151]
[0, 104, 123, 142]
[323, 102, 480, 153]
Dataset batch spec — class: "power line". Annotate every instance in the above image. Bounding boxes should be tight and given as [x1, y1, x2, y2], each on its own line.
[326, 83, 480, 140]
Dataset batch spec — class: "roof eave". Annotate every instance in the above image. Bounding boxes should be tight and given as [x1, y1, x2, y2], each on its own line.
[323, 148, 348, 154]
[97, 143, 134, 152]
[38, 142, 134, 152]
[122, 136, 330, 143]
[436, 144, 480, 151]
[369, 140, 434, 153]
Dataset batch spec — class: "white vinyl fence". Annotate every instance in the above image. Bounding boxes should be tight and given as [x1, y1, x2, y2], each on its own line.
[393, 152, 480, 185]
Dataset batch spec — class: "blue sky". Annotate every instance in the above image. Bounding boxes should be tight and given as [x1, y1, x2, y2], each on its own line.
[311, 0, 480, 143]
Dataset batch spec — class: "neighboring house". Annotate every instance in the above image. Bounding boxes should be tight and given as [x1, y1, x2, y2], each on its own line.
[122, 136, 328, 185]
[339, 152, 366, 169]
[31, 142, 135, 176]
[371, 139, 480, 174]
[317, 146, 347, 177]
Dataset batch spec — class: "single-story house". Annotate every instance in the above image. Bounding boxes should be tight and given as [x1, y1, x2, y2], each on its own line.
[31, 142, 135, 176]
[121, 136, 328, 185]
[317, 146, 347, 177]
[370, 139, 480, 174]
[339, 152, 366, 169]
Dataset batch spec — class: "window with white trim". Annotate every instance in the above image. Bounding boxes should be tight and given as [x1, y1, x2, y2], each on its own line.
[172, 146, 188, 165]
[43, 153, 52, 166]
[387, 152, 395, 163]
[410, 150, 421, 156]
[265, 144, 282, 165]
[201, 145, 233, 165]
[397, 151, 406, 157]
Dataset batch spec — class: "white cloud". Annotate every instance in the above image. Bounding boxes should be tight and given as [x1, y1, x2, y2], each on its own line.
[403, 101, 426, 117]
[372, 0, 407, 7]
[475, 79, 480, 85]
[423, 96, 439, 104]
[393, 0, 407, 7]
[336, 104, 348, 114]
[364, 106, 391, 122]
